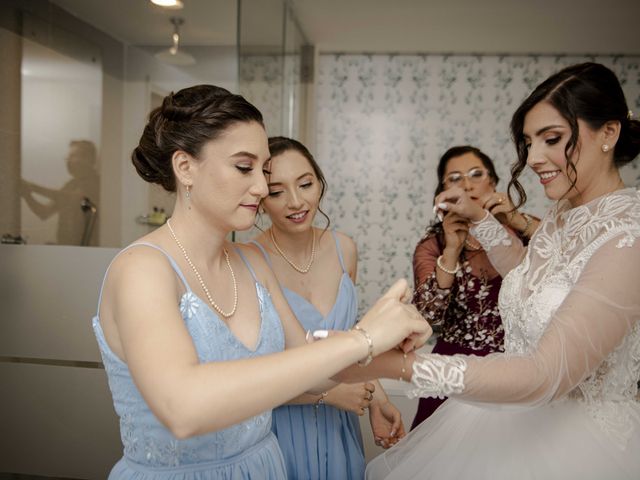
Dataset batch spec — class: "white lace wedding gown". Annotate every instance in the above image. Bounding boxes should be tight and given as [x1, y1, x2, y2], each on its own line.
[367, 187, 640, 480]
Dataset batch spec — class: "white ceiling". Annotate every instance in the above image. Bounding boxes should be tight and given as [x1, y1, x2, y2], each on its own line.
[52, 0, 239, 46]
[52, 0, 640, 54]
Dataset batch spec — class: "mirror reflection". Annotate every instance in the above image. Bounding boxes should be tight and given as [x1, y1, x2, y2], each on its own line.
[1, 0, 307, 248]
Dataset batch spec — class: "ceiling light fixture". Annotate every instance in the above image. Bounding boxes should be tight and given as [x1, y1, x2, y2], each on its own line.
[150, 0, 184, 9]
[155, 17, 196, 66]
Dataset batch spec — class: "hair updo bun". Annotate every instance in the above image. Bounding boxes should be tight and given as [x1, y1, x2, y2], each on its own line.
[131, 85, 264, 192]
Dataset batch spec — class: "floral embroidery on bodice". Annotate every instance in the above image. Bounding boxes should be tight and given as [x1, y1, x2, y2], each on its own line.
[499, 188, 640, 443]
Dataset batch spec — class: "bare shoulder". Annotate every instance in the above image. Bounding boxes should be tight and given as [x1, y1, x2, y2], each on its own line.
[106, 244, 180, 298]
[332, 230, 357, 260]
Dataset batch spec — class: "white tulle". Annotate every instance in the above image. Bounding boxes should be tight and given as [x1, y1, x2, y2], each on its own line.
[367, 188, 640, 479]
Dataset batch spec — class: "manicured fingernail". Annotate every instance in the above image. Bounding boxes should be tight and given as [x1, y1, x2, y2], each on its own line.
[390, 429, 396, 437]
[312, 330, 329, 339]
[305, 330, 312, 342]
[437, 202, 448, 210]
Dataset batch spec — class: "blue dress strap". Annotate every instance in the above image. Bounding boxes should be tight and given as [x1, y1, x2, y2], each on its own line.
[234, 247, 260, 283]
[95, 242, 191, 315]
[330, 230, 348, 274]
[248, 240, 273, 267]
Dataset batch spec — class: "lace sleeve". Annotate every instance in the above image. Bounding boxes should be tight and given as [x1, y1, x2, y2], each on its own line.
[470, 212, 526, 277]
[409, 236, 640, 407]
[408, 354, 467, 399]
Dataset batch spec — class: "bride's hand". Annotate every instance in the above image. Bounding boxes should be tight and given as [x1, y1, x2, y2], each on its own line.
[357, 279, 432, 356]
[435, 187, 487, 223]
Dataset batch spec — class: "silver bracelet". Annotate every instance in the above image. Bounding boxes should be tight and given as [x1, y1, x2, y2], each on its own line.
[352, 325, 373, 367]
[436, 255, 460, 275]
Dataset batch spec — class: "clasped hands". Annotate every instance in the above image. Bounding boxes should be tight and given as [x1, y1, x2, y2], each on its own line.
[308, 279, 431, 357]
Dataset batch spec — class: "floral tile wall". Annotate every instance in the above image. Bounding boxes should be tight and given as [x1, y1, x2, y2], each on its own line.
[315, 54, 640, 315]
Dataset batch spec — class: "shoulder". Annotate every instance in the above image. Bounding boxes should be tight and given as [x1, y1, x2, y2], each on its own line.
[329, 229, 357, 267]
[414, 226, 440, 254]
[332, 230, 357, 255]
[233, 242, 277, 283]
[105, 244, 182, 302]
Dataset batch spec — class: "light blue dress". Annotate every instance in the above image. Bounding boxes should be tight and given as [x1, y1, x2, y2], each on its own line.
[251, 231, 365, 480]
[93, 243, 287, 479]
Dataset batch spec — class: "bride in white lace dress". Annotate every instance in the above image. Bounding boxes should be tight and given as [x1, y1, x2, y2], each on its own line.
[366, 63, 640, 479]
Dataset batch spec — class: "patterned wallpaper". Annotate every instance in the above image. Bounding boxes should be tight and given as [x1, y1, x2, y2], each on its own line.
[314, 54, 640, 316]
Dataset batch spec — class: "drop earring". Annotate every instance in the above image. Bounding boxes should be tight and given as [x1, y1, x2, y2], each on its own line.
[185, 184, 192, 209]
[601, 144, 610, 153]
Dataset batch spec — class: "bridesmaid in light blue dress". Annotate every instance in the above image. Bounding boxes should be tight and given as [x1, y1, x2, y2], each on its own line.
[251, 137, 407, 479]
[93, 86, 429, 479]
[93, 244, 287, 478]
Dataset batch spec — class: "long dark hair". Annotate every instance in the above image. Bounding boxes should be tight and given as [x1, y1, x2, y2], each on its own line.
[509, 62, 640, 208]
[266, 136, 331, 230]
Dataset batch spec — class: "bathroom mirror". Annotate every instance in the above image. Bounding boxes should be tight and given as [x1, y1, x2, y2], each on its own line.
[19, 30, 102, 246]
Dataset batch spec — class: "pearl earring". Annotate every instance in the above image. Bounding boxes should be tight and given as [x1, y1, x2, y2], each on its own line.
[601, 144, 610, 153]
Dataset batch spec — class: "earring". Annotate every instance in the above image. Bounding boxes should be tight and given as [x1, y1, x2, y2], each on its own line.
[185, 184, 192, 209]
[601, 144, 610, 153]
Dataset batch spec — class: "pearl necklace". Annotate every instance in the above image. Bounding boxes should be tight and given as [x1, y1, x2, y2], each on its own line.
[269, 228, 316, 274]
[166, 219, 238, 318]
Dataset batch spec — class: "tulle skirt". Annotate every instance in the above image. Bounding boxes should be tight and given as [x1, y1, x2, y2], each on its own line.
[366, 398, 640, 480]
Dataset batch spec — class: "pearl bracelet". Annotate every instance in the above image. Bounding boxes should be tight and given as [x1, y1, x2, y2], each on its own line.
[352, 325, 373, 367]
[399, 351, 408, 381]
[436, 255, 460, 275]
[470, 209, 490, 224]
[315, 391, 328, 407]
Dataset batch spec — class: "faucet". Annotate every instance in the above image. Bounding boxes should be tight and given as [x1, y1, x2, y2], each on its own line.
[80, 197, 97, 246]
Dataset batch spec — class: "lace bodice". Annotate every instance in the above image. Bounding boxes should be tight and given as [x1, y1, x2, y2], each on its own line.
[500, 189, 640, 356]
[410, 188, 640, 446]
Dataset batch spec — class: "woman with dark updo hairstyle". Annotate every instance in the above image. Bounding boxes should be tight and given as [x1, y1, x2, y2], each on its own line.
[367, 63, 640, 479]
[92, 85, 429, 478]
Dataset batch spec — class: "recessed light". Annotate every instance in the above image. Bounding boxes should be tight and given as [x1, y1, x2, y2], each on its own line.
[150, 0, 184, 9]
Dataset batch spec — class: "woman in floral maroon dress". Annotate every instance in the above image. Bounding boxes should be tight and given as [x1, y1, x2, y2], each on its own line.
[410, 145, 539, 429]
